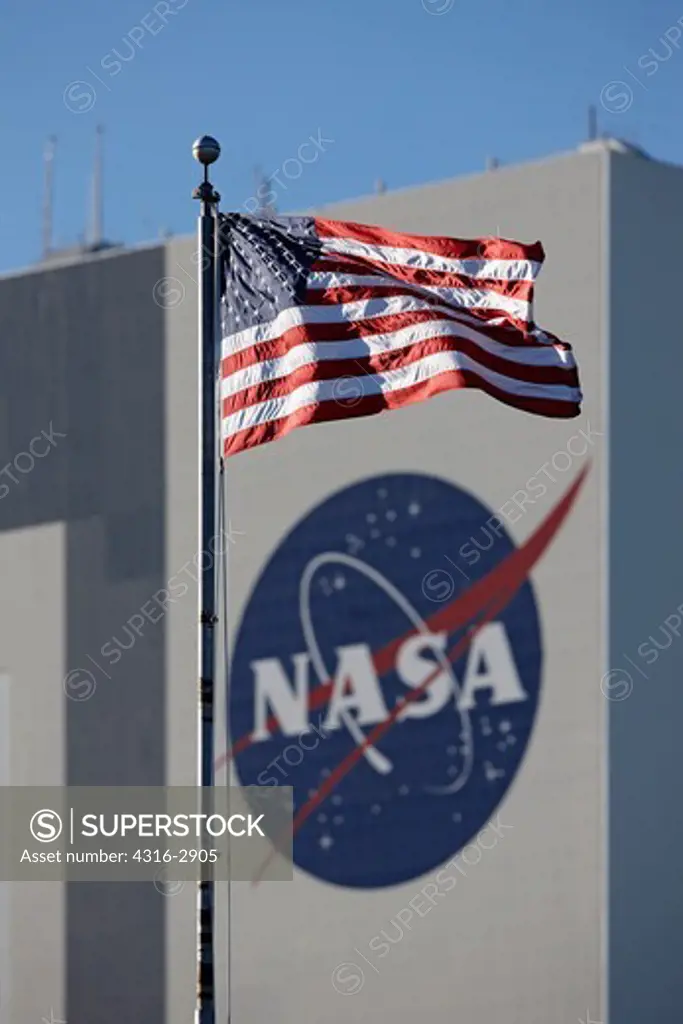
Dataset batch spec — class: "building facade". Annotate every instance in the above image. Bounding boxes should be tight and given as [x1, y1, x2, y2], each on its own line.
[0, 138, 681, 1023]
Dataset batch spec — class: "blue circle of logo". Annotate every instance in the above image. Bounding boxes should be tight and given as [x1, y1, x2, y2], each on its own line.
[230, 473, 542, 889]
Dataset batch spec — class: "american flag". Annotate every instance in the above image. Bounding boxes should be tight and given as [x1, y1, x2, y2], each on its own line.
[219, 213, 582, 458]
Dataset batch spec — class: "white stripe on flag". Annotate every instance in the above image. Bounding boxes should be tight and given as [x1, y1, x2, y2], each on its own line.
[319, 236, 542, 280]
[306, 273, 532, 322]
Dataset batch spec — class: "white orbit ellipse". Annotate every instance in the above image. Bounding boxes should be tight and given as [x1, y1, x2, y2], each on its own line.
[299, 551, 474, 794]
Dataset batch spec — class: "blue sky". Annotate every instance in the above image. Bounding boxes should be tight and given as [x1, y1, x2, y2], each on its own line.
[0, 0, 682, 273]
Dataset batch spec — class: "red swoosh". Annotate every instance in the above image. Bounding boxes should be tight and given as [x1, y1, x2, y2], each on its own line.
[217, 462, 588, 773]
[247, 463, 589, 883]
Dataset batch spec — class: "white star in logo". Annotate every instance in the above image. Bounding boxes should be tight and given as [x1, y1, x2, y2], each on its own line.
[41, 1009, 66, 1024]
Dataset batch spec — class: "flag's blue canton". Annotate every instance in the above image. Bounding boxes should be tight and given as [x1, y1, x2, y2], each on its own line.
[220, 214, 323, 336]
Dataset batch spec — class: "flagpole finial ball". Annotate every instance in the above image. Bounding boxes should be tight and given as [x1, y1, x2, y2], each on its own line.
[192, 136, 221, 166]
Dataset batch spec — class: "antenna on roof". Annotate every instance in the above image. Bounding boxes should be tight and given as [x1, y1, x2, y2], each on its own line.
[39, 126, 120, 264]
[90, 124, 104, 248]
[587, 104, 598, 142]
[42, 135, 57, 260]
[375, 178, 387, 194]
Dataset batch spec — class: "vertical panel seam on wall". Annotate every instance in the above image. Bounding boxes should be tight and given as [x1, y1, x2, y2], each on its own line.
[0, 676, 8, 1024]
[600, 144, 611, 1024]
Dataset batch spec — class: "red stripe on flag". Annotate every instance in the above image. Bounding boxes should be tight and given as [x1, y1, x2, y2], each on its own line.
[314, 217, 545, 264]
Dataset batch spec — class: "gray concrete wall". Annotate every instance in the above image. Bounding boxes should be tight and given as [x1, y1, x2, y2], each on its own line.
[162, 235, 203, 1022]
[608, 150, 683, 1024]
[6, 140, 674, 1024]
[0, 244, 168, 1024]
[0, 525, 66, 1024]
[181, 145, 606, 1024]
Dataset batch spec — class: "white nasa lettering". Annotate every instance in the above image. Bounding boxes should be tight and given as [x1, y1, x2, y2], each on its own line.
[250, 622, 527, 740]
[323, 644, 389, 730]
[395, 632, 452, 719]
[458, 623, 528, 711]
[251, 652, 310, 740]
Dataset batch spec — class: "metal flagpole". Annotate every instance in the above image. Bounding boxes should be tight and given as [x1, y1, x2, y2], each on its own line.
[192, 134, 221, 1024]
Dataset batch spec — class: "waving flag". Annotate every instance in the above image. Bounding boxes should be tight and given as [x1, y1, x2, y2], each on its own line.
[219, 213, 582, 458]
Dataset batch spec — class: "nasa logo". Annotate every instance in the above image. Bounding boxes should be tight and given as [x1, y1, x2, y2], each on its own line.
[230, 472, 576, 889]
